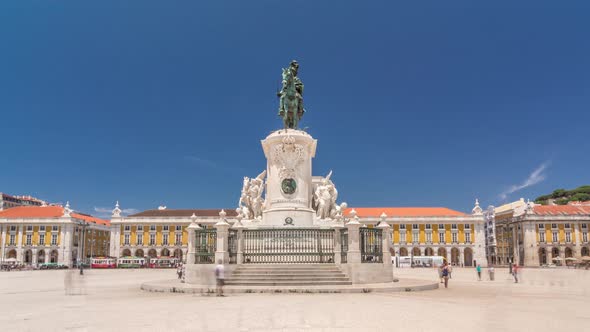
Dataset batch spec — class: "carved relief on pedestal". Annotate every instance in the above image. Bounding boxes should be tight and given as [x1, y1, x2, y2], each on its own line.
[270, 135, 307, 196]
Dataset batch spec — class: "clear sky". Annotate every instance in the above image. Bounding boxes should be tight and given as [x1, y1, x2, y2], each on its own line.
[1, 1, 589, 218]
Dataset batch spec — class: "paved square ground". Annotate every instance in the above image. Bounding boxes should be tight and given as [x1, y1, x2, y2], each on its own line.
[0, 267, 588, 331]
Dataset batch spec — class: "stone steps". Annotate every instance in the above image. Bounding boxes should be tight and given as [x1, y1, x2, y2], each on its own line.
[225, 264, 352, 286]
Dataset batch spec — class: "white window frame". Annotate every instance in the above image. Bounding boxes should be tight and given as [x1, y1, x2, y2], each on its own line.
[26, 225, 33, 232]
[40, 226, 46, 231]
[425, 224, 432, 230]
[539, 231, 545, 243]
[552, 232, 558, 243]
[538, 224, 545, 229]
[465, 232, 471, 243]
[163, 225, 169, 232]
[451, 224, 458, 230]
[566, 231, 572, 243]
[175, 233, 182, 245]
[464, 224, 470, 230]
[51, 234, 58, 245]
[124, 225, 131, 232]
[438, 232, 445, 243]
[400, 224, 406, 230]
[452, 232, 458, 243]
[136, 234, 143, 245]
[175, 225, 182, 232]
[26, 234, 32, 245]
[412, 224, 419, 230]
[52, 226, 58, 232]
[9, 234, 16, 245]
[412, 231, 419, 243]
[583, 232, 588, 243]
[426, 232, 432, 243]
[149, 233, 156, 246]
[438, 224, 445, 229]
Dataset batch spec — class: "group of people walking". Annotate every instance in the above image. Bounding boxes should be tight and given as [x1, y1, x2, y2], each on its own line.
[438, 261, 520, 288]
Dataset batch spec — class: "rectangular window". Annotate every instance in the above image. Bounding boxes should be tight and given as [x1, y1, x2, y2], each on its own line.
[464, 224, 470, 229]
[149, 234, 156, 246]
[124, 225, 130, 232]
[583, 232, 588, 243]
[10, 225, 16, 232]
[136, 234, 143, 245]
[565, 223, 571, 229]
[162, 234, 169, 245]
[412, 224, 419, 230]
[582, 224, 588, 229]
[40, 226, 46, 231]
[539, 232, 545, 243]
[137, 225, 143, 231]
[451, 224, 458, 230]
[551, 224, 557, 229]
[26, 234, 32, 245]
[465, 232, 471, 243]
[124, 234, 130, 245]
[439, 232, 445, 243]
[52, 226, 58, 232]
[176, 225, 182, 231]
[163, 225, 169, 231]
[412, 231, 419, 243]
[452, 232, 458, 243]
[438, 224, 445, 229]
[175, 233, 182, 245]
[150, 225, 156, 231]
[425, 224, 431, 230]
[9, 234, 15, 245]
[400, 224, 406, 230]
[566, 232, 572, 243]
[26, 225, 33, 232]
[51, 234, 58, 245]
[538, 224, 545, 229]
[426, 232, 432, 243]
[552, 232, 558, 243]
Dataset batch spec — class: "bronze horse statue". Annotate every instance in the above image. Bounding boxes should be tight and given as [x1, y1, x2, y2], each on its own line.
[278, 63, 304, 129]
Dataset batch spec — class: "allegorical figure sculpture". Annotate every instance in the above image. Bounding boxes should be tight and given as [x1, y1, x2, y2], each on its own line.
[313, 171, 339, 219]
[238, 170, 267, 220]
[278, 60, 305, 129]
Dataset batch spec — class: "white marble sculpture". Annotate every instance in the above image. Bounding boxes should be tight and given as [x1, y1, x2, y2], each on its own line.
[313, 171, 339, 219]
[238, 170, 267, 220]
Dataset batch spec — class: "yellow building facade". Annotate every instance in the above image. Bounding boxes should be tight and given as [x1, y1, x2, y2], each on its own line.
[0, 204, 110, 267]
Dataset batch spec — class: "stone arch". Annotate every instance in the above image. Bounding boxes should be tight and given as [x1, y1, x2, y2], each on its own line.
[37, 250, 46, 264]
[451, 247, 460, 265]
[135, 249, 144, 257]
[399, 247, 408, 256]
[551, 247, 560, 258]
[50, 250, 58, 263]
[582, 246, 590, 257]
[412, 247, 421, 256]
[122, 249, 131, 257]
[565, 247, 573, 258]
[24, 250, 33, 264]
[538, 247, 547, 265]
[173, 249, 183, 261]
[148, 249, 157, 258]
[161, 248, 170, 257]
[7, 249, 17, 259]
[424, 247, 434, 256]
[464, 247, 474, 267]
[437, 247, 447, 259]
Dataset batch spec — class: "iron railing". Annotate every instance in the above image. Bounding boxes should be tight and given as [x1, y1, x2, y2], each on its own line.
[243, 228, 335, 264]
[360, 228, 383, 263]
[340, 228, 348, 263]
[194, 228, 216, 264]
[228, 229, 238, 264]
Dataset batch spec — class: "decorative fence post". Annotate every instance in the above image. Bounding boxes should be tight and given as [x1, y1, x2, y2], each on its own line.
[214, 210, 230, 264]
[346, 209, 361, 264]
[333, 223, 344, 264]
[186, 213, 200, 264]
[232, 209, 244, 265]
[377, 212, 392, 265]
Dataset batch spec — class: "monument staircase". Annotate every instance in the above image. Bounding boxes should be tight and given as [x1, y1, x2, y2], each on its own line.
[224, 264, 352, 286]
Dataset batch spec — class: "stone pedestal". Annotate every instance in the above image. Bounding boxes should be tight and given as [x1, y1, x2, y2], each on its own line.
[260, 129, 317, 227]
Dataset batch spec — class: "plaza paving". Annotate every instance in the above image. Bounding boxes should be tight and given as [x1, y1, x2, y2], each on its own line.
[0, 267, 588, 331]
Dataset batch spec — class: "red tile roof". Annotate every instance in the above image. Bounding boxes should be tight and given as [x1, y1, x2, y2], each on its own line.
[532, 205, 590, 216]
[344, 207, 466, 218]
[0, 206, 110, 225]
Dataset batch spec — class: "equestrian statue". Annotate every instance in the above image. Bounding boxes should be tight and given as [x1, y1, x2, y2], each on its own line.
[278, 60, 305, 129]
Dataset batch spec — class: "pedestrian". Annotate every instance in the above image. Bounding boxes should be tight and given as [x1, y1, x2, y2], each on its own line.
[438, 264, 444, 284]
[79, 264, 84, 276]
[488, 266, 495, 281]
[512, 264, 519, 283]
[441, 262, 450, 288]
[177, 263, 183, 279]
[215, 259, 225, 296]
[476, 264, 482, 281]
[448, 263, 453, 279]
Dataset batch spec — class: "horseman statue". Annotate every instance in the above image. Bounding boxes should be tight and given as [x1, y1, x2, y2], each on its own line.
[278, 60, 305, 129]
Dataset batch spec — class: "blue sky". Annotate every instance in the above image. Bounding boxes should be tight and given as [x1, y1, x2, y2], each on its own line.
[1, 1, 589, 218]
